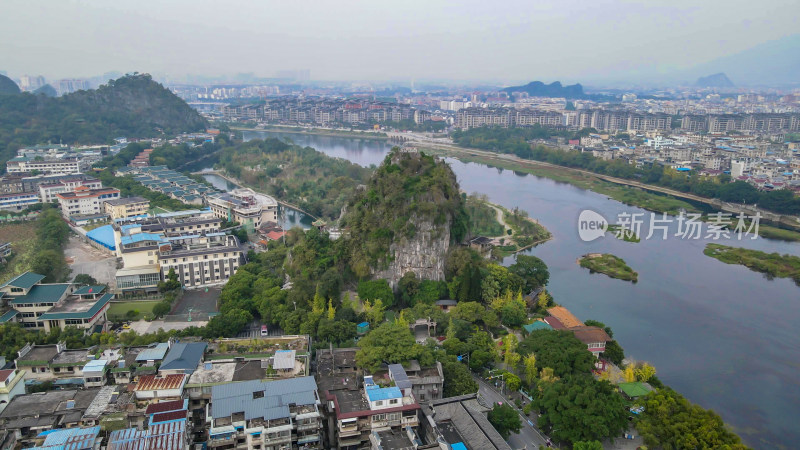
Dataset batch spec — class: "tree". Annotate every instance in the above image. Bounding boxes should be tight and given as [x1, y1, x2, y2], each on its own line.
[327, 298, 336, 320]
[159, 267, 181, 292]
[509, 254, 549, 292]
[73, 274, 98, 286]
[31, 249, 69, 283]
[355, 322, 421, 372]
[362, 299, 385, 326]
[357, 279, 394, 308]
[518, 330, 594, 377]
[602, 340, 625, 366]
[441, 360, 478, 397]
[505, 372, 522, 391]
[584, 319, 613, 338]
[637, 388, 748, 450]
[524, 353, 538, 385]
[317, 319, 356, 344]
[636, 363, 657, 382]
[573, 441, 603, 450]
[488, 403, 522, 439]
[623, 365, 637, 383]
[535, 375, 628, 444]
[537, 289, 549, 310]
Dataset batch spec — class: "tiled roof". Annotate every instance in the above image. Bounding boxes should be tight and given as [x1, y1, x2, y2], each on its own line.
[569, 326, 611, 344]
[145, 399, 187, 415]
[0, 309, 19, 322]
[151, 410, 187, 424]
[546, 306, 584, 328]
[134, 374, 187, 392]
[523, 321, 553, 332]
[1, 272, 45, 290]
[73, 285, 106, 295]
[9, 284, 71, 305]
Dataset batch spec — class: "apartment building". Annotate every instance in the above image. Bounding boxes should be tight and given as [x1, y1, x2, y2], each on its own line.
[317, 373, 420, 449]
[38, 176, 103, 203]
[158, 234, 245, 288]
[208, 376, 323, 449]
[455, 107, 513, 129]
[0, 367, 26, 415]
[56, 186, 120, 219]
[0, 192, 40, 211]
[104, 196, 150, 219]
[418, 394, 512, 450]
[6, 155, 89, 175]
[208, 188, 278, 231]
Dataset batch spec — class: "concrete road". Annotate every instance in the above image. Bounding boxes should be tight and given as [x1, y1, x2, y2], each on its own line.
[476, 377, 550, 450]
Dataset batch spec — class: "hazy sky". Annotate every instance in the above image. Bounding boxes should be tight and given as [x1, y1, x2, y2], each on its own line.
[1, 0, 797, 83]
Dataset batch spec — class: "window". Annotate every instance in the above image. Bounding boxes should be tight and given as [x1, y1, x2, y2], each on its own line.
[375, 400, 383, 406]
[389, 399, 398, 405]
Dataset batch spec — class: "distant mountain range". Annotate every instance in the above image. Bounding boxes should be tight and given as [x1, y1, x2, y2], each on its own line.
[695, 73, 734, 88]
[683, 34, 800, 86]
[502, 81, 586, 99]
[0, 74, 20, 95]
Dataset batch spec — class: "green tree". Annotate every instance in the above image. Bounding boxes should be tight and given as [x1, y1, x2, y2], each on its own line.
[573, 441, 603, 450]
[441, 359, 479, 397]
[72, 274, 98, 285]
[602, 340, 625, 366]
[523, 353, 538, 385]
[505, 372, 522, 391]
[159, 267, 181, 292]
[509, 254, 549, 293]
[584, 319, 614, 338]
[355, 322, 421, 372]
[636, 388, 748, 450]
[487, 403, 522, 439]
[535, 375, 628, 444]
[357, 279, 394, 308]
[518, 330, 594, 377]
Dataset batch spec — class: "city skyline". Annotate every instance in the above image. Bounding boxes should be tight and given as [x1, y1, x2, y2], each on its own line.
[1, 0, 798, 86]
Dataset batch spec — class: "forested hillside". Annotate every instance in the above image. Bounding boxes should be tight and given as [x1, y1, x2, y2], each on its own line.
[0, 73, 207, 169]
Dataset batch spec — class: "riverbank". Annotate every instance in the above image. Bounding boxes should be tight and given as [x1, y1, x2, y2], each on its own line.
[234, 124, 389, 140]
[704, 243, 800, 285]
[579, 253, 639, 282]
[607, 225, 641, 243]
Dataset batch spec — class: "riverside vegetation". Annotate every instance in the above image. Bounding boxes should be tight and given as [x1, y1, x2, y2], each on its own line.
[579, 253, 638, 282]
[704, 243, 800, 285]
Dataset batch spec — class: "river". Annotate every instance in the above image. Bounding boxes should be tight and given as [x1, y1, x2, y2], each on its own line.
[242, 130, 800, 448]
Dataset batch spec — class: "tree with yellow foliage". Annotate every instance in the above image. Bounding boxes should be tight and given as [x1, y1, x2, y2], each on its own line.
[327, 298, 336, 320]
[524, 353, 538, 385]
[635, 363, 656, 382]
[537, 289, 549, 310]
[623, 365, 637, 383]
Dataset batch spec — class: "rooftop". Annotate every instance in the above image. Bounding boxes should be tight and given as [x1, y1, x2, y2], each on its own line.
[107, 419, 186, 450]
[273, 350, 295, 370]
[569, 325, 611, 344]
[160, 342, 207, 372]
[1, 271, 45, 290]
[145, 399, 187, 415]
[136, 343, 169, 362]
[31, 425, 101, 449]
[134, 374, 187, 392]
[51, 349, 91, 366]
[38, 293, 113, 321]
[73, 285, 106, 296]
[16, 345, 60, 365]
[547, 306, 584, 328]
[104, 196, 149, 206]
[210, 376, 318, 420]
[9, 284, 71, 305]
[82, 359, 109, 373]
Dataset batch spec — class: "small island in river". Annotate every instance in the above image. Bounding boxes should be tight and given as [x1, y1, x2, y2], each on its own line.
[704, 243, 800, 285]
[579, 253, 638, 282]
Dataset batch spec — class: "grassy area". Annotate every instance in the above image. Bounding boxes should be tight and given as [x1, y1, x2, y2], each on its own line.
[756, 223, 800, 241]
[607, 224, 641, 243]
[579, 253, 639, 282]
[83, 221, 110, 231]
[107, 301, 160, 321]
[0, 223, 38, 284]
[501, 207, 552, 248]
[704, 244, 800, 285]
[422, 146, 700, 216]
[149, 206, 171, 215]
[465, 195, 506, 237]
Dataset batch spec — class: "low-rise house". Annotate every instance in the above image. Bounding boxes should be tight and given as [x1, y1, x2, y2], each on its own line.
[208, 376, 322, 449]
[21, 425, 102, 450]
[317, 373, 419, 449]
[568, 325, 611, 358]
[108, 418, 189, 450]
[12, 343, 94, 383]
[82, 359, 109, 388]
[133, 374, 187, 401]
[159, 342, 207, 375]
[0, 388, 102, 444]
[104, 196, 150, 220]
[0, 367, 26, 415]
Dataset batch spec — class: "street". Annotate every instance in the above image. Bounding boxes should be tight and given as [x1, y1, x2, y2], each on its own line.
[476, 377, 550, 450]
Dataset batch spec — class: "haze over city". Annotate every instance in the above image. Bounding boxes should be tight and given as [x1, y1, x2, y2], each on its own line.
[1, 0, 799, 86]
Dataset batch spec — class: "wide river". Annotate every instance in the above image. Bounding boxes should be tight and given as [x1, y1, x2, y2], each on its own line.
[243, 130, 799, 448]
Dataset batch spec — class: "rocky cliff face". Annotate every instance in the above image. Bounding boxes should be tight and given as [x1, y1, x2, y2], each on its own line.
[372, 213, 451, 286]
[341, 149, 468, 287]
